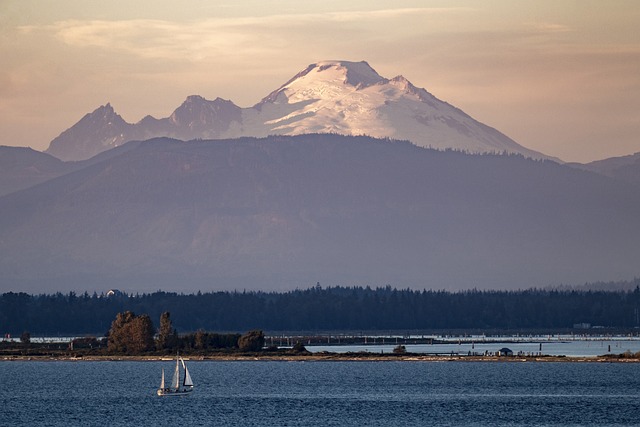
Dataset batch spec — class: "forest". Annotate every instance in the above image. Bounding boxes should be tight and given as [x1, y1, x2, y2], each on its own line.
[2, 284, 640, 337]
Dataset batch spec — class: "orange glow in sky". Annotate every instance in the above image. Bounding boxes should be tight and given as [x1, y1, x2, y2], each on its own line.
[1, 0, 639, 162]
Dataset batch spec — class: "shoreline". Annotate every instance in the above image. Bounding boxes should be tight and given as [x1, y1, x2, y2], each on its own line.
[2, 353, 638, 363]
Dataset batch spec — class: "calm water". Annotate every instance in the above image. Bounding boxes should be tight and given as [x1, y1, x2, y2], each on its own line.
[2, 360, 640, 426]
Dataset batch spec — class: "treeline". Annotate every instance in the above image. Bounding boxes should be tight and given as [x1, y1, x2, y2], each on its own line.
[105, 311, 262, 354]
[3, 310, 265, 356]
[2, 285, 640, 336]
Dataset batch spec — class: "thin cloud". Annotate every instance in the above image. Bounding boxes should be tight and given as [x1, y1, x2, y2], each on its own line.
[525, 22, 573, 33]
[324, 7, 474, 22]
[18, 7, 474, 61]
[33, 19, 267, 60]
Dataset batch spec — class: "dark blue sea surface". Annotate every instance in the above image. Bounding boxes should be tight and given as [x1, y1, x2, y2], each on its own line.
[2, 360, 640, 426]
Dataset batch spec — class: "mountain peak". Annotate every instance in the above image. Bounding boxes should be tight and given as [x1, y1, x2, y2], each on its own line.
[94, 102, 115, 115]
[169, 95, 241, 136]
[184, 95, 206, 103]
[87, 103, 124, 125]
[45, 102, 130, 161]
[295, 60, 387, 88]
[177, 95, 239, 109]
[313, 60, 387, 88]
[258, 60, 387, 105]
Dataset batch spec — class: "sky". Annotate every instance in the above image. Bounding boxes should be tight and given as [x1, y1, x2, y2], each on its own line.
[1, 0, 639, 163]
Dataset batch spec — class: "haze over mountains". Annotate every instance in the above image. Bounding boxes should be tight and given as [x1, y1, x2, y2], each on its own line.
[45, 61, 552, 162]
[570, 152, 640, 189]
[2, 60, 640, 293]
[0, 147, 68, 196]
[2, 134, 640, 293]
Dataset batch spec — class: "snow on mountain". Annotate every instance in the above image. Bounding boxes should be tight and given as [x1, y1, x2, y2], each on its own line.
[45, 60, 554, 161]
[247, 61, 550, 160]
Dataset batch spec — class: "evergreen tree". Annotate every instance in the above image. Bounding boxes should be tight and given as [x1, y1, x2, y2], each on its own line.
[156, 311, 178, 351]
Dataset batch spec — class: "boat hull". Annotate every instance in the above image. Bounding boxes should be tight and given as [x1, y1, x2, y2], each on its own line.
[157, 387, 193, 396]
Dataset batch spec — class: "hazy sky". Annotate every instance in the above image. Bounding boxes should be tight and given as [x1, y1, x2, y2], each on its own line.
[1, 0, 639, 163]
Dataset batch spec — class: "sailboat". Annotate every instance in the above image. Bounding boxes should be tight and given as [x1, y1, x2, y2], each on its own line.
[157, 354, 194, 396]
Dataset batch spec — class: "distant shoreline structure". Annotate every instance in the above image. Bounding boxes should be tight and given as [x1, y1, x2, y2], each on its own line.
[1, 353, 638, 363]
[3, 333, 639, 360]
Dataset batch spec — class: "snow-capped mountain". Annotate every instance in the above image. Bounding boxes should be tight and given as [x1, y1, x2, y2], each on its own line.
[46, 60, 552, 161]
[246, 61, 549, 159]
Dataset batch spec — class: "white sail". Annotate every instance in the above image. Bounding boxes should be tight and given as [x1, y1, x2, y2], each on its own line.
[183, 367, 194, 387]
[159, 368, 165, 389]
[170, 358, 180, 389]
[180, 357, 194, 387]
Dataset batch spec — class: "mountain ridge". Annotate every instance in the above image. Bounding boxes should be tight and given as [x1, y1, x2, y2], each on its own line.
[569, 152, 640, 188]
[45, 60, 555, 162]
[4, 134, 640, 293]
[0, 146, 70, 196]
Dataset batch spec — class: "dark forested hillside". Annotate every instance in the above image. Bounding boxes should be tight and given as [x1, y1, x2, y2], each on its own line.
[2, 135, 640, 293]
[2, 286, 640, 335]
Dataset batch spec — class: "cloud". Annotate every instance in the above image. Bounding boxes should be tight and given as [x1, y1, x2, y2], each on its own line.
[323, 7, 473, 22]
[17, 7, 473, 62]
[523, 22, 573, 34]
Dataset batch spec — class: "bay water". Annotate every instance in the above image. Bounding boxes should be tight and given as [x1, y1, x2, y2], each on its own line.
[2, 360, 640, 426]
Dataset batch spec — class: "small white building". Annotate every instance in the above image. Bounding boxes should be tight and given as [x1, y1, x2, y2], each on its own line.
[105, 289, 124, 297]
